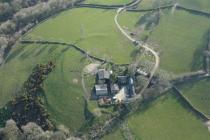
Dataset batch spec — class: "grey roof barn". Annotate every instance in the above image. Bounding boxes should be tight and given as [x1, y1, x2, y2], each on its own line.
[95, 84, 108, 96]
[97, 69, 110, 80]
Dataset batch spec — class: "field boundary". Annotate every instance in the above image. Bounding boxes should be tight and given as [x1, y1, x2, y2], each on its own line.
[76, 0, 140, 9]
[20, 40, 130, 66]
[75, 3, 210, 19]
[172, 86, 210, 120]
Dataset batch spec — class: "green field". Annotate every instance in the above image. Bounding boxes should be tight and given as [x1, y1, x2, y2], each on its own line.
[26, 8, 135, 64]
[148, 10, 210, 74]
[137, 0, 174, 9]
[84, 0, 131, 4]
[137, 0, 210, 13]
[178, 0, 210, 12]
[178, 79, 210, 118]
[127, 91, 210, 140]
[118, 9, 210, 74]
[0, 43, 91, 130]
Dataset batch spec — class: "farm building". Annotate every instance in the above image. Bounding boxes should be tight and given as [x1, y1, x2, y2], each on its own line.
[95, 84, 108, 96]
[97, 69, 110, 83]
[117, 76, 127, 86]
[111, 84, 120, 94]
[97, 69, 110, 80]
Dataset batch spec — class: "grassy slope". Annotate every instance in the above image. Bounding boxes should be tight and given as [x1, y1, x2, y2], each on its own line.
[138, 0, 210, 12]
[138, 0, 174, 9]
[127, 91, 210, 140]
[0, 44, 88, 130]
[178, 79, 210, 118]
[118, 11, 143, 30]
[149, 10, 210, 74]
[118, 9, 210, 74]
[177, 0, 210, 12]
[26, 8, 135, 64]
[84, 0, 130, 5]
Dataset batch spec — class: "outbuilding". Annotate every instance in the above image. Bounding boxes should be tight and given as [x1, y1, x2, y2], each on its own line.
[95, 84, 109, 96]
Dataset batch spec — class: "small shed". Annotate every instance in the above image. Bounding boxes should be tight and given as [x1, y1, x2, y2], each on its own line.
[111, 84, 120, 94]
[95, 84, 108, 96]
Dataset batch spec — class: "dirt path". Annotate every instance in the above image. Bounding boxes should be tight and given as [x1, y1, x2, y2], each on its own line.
[114, 0, 160, 102]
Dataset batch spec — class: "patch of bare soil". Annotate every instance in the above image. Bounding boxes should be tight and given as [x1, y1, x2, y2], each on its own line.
[84, 63, 100, 75]
[72, 78, 79, 84]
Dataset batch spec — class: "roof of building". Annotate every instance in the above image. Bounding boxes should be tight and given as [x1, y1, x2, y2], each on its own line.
[117, 76, 127, 84]
[97, 69, 110, 80]
[95, 84, 108, 96]
[111, 84, 120, 92]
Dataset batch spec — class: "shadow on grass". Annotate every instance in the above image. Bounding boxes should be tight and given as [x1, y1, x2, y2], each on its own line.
[5, 46, 25, 63]
[130, 48, 142, 60]
[172, 88, 209, 121]
[33, 46, 47, 57]
[191, 30, 210, 71]
[48, 45, 58, 54]
[60, 46, 71, 53]
[135, 11, 160, 31]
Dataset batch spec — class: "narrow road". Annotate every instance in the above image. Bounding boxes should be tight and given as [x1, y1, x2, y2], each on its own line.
[114, 1, 160, 102]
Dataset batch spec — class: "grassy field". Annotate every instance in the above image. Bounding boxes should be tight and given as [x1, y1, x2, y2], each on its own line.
[127, 91, 210, 140]
[137, 0, 174, 9]
[0, 43, 91, 130]
[178, 78, 210, 118]
[148, 10, 210, 74]
[178, 0, 210, 12]
[26, 8, 135, 64]
[84, 0, 131, 5]
[118, 9, 210, 74]
[137, 0, 210, 12]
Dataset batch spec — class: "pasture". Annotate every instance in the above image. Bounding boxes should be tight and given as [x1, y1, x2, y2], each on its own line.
[148, 10, 210, 74]
[178, 78, 210, 118]
[178, 0, 210, 12]
[137, 0, 173, 9]
[84, 0, 131, 5]
[127, 91, 210, 140]
[26, 8, 135, 64]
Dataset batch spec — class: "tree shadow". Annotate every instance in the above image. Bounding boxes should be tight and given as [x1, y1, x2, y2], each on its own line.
[172, 89, 208, 122]
[34, 45, 48, 57]
[60, 46, 71, 53]
[135, 11, 160, 31]
[130, 48, 142, 60]
[191, 29, 210, 71]
[5, 47, 25, 63]
[48, 45, 58, 54]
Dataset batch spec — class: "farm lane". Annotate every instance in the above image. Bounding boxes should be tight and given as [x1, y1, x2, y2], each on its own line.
[114, 0, 160, 102]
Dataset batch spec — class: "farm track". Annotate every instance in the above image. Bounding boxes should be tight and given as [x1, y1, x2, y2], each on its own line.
[114, 0, 160, 102]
